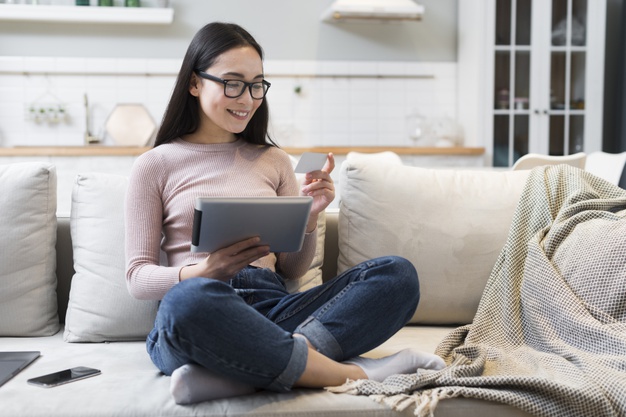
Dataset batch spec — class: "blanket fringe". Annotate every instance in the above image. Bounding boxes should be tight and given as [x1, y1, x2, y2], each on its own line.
[415, 388, 458, 417]
[324, 379, 364, 395]
[326, 380, 458, 417]
[370, 393, 417, 412]
[368, 387, 458, 416]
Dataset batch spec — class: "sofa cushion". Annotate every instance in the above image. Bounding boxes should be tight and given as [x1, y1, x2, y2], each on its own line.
[338, 159, 530, 325]
[64, 173, 159, 342]
[286, 154, 327, 293]
[1, 326, 533, 417]
[285, 210, 326, 293]
[0, 162, 59, 336]
[346, 151, 403, 164]
[64, 169, 325, 342]
[585, 151, 626, 188]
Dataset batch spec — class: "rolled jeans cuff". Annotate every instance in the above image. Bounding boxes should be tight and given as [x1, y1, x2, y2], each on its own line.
[266, 334, 308, 392]
[294, 316, 343, 361]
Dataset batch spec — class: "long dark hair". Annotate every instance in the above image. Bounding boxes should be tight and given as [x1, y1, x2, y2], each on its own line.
[154, 22, 276, 147]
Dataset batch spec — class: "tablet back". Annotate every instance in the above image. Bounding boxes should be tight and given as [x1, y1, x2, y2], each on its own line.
[0, 351, 40, 387]
[191, 197, 313, 253]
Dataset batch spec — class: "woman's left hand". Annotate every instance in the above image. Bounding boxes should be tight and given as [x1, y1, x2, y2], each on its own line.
[300, 153, 335, 220]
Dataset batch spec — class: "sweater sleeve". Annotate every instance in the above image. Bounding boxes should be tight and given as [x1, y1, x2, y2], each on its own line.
[125, 151, 182, 300]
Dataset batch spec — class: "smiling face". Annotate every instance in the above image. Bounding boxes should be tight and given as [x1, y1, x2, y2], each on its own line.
[188, 46, 264, 143]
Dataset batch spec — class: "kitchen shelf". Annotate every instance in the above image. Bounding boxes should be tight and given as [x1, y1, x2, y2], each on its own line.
[1, 146, 485, 157]
[287, 146, 485, 156]
[0, 4, 174, 25]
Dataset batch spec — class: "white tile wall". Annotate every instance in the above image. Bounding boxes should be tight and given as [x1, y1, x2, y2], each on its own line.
[0, 56, 457, 148]
[0, 154, 136, 216]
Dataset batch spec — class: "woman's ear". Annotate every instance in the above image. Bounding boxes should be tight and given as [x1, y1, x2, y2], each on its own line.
[189, 73, 200, 97]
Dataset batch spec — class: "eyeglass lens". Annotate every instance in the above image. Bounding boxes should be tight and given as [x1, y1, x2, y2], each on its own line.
[224, 81, 268, 99]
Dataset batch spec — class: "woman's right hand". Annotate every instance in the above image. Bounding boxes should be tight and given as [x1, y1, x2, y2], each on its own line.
[179, 237, 270, 282]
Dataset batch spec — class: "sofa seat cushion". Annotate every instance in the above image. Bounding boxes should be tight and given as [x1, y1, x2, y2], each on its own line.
[0, 162, 59, 336]
[338, 160, 530, 325]
[0, 326, 531, 417]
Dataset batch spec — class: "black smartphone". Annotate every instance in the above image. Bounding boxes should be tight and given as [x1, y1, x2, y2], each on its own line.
[27, 366, 101, 388]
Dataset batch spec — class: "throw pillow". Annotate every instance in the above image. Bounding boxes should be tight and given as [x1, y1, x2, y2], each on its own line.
[0, 162, 59, 336]
[346, 151, 403, 164]
[64, 173, 159, 342]
[338, 159, 530, 325]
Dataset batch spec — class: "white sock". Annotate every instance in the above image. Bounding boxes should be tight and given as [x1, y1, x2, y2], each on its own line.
[170, 364, 256, 405]
[343, 348, 446, 382]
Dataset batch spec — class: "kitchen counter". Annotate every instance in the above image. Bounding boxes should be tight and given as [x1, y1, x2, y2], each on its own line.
[1, 146, 485, 157]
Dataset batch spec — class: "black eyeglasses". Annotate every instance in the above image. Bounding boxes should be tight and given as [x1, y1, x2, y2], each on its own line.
[196, 71, 271, 100]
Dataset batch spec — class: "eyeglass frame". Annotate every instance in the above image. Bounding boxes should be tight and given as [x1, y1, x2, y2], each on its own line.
[195, 70, 271, 100]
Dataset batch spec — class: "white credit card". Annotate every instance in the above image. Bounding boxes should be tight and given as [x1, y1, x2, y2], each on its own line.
[294, 152, 327, 173]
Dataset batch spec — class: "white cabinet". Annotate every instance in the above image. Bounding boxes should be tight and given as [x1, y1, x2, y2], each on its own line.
[458, 0, 606, 167]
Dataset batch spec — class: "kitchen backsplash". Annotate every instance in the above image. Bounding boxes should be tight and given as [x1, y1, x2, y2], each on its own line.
[0, 56, 456, 148]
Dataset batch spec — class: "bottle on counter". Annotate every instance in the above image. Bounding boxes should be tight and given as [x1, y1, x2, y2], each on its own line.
[76, 0, 90, 5]
[125, 0, 140, 6]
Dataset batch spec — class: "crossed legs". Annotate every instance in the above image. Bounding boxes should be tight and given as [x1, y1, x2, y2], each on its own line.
[150, 257, 445, 404]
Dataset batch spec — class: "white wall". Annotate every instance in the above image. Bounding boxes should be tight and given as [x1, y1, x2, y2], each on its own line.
[0, 0, 458, 62]
[0, 0, 461, 148]
[0, 56, 457, 148]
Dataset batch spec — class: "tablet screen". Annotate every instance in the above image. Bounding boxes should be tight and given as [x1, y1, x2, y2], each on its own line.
[191, 196, 313, 253]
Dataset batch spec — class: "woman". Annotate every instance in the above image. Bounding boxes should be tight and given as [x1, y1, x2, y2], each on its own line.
[125, 22, 444, 405]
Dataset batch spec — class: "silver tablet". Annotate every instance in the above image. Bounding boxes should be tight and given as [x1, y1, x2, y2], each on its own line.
[191, 196, 313, 253]
[0, 351, 40, 387]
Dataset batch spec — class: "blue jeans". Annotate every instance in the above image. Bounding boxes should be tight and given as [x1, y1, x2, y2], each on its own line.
[146, 256, 419, 392]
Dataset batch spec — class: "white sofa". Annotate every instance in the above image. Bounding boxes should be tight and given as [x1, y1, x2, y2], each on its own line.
[0, 157, 535, 417]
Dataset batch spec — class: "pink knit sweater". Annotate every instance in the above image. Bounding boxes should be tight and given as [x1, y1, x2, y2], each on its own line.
[125, 138, 317, 300]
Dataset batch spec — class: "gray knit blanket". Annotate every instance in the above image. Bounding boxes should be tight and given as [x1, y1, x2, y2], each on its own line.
[328, 165, 626, 417]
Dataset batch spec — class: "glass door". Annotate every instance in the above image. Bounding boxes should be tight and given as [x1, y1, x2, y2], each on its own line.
[493, 0, 532, 167]
[548, 0, 587, 155]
